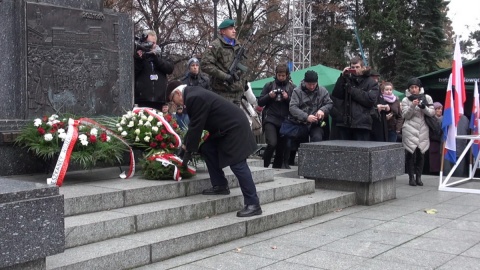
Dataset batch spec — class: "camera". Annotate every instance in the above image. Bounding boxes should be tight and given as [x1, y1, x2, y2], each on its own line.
[407, 94, 427, 109]
[135, 34, 154, 53]
[273, 89, 284, 101]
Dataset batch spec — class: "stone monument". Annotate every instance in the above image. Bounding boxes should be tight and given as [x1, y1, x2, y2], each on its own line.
[0, 0, 133, 175]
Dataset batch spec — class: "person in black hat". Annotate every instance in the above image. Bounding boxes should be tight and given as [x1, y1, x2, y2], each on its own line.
[258, 63, 296, 169]
[134, 30, 174, 109]
[401, 77, 435, 186]
[330, 56, 379, 141]
[282, 70, 333, 168]
[202, 19, 245, 104]
[166, 80, 262, 217]
[180, 57, 211, 90]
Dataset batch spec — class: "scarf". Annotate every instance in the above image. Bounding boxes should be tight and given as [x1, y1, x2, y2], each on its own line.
[383, 93, 397, 103]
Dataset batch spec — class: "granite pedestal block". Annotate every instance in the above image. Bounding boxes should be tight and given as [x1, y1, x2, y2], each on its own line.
[0, 178, 64, 269]
[298, 140, 404, 205]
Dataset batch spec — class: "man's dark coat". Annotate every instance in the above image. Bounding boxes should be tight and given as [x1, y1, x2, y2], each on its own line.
[183, 86, 257, 168]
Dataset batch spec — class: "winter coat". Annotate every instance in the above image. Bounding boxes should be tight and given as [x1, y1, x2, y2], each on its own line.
[401, 88, 435, 154]
[202, 37, 244, 94]
[258, 79, 296, 127]
[330, 71, 379, 130]
[289, 81, 333, 124]
[385, 97, 403, 133]
[183, 86, 257, 168]
[180, 73, 211, 90]
[134, 51, 174, 104]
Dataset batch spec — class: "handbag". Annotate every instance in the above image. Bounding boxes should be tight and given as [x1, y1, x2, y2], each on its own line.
[424, 114, 442, 142]
[279, 118, 308, 139]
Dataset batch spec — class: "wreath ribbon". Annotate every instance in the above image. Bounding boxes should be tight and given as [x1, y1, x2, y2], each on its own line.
[132, 107, 182, 148]
[147, 153, 196, 181]
[47, 118, 135, 186]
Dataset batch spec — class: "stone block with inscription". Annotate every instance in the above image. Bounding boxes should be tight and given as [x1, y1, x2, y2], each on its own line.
[0, 0, 133, 175]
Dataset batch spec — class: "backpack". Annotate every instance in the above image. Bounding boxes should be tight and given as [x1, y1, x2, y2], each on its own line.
[425, 114, 442, 142]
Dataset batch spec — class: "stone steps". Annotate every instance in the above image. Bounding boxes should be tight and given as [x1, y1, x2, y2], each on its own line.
[63, 177, 315, 248]
[47, 189, 356, 270]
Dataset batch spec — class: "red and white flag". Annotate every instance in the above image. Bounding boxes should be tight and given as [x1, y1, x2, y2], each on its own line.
[452, 36, 466, 124]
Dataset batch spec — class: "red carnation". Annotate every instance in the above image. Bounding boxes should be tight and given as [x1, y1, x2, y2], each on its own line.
[150, 142, 158, 148]
[160, 142, 167, 148]
[169, 143, 174, 149]
[155, 134, 163, 141]
[42, 116, 48, 122]
[50, 128, 56, 134]
[100, 133, 107, 142]
[89, 135, 97, 143]
[172, 123, 178, 129]
[161, 129, 167, 134]
[37, 127, 46, 135]
[165, 115, 172, 122]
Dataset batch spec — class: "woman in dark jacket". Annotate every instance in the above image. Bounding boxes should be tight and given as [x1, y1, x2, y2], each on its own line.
[382, 82, 403, 142]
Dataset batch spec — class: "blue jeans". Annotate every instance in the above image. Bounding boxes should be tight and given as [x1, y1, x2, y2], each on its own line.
[387, 130, 397, 142]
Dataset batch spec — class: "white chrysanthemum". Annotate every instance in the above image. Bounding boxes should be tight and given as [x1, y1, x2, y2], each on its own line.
[46, 121, 53, 126]
[33, 118, 42, 127]
[52, 120, 60, 125]
[138, 120, 144, 126]
[127, 121, 134, 128]
[44, 133, 53, 141]
[106, 136, 111, 142]
[126, 111, 133, 118]
[78, 134, 88, 141]
[157, 121, 163, 127]
[57, 128, 65, 134]
[135, 136, 140, 142]
[118, 126, 123, 132]
[79, 125, 85, 131]
[120, 119, 126, 125]
[145, 132, 152, 136]
[80, 140, 89, 146]
[144, 136, 150, 142]
[58, 132, 67, 140]
[90, 128, 98, 136]
[116, 123, 121, 127]
[144, 121, 151, 127]
[147, 115, 154, 122]
[135, 129, 140, 135]
[138, 111, 145, 116]
[152, 126, 159, 132]
[48, 114, 59, 121]
[141, 115, 148, 121]
[121, 131, 127, 137]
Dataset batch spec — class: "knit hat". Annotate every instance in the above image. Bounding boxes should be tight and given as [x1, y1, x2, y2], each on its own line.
[433, 102, 443, 109]
[407, 77, 422, 88]
[304, 70, 318, 83]
[187, 57, 200, 67]
[166, 80, 183, 100]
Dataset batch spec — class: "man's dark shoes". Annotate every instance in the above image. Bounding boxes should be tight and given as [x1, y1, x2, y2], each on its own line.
[236, 204, 262, 217]
[202, 185, 230, 195]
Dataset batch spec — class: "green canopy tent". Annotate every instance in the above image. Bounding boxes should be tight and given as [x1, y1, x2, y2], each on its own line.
[250, 64, 405, 100]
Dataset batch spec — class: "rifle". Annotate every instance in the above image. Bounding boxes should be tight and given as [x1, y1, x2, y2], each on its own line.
[227, 26, 258, 83]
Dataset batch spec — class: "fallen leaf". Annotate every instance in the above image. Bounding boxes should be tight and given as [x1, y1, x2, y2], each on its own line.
[271, 246, 277, 249]
[235, 248, 242, 252]
[334, 208, 343, 212]
[424, 209, 438, 214]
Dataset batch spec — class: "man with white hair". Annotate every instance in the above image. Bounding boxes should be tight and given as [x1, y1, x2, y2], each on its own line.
[166, 80, 262, 217]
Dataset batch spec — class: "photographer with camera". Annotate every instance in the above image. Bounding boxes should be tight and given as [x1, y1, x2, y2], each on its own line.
[258, 64, 296, 168]
[330, 57, 379, 141]
[134, 30, 174, 109]
[401, 78, 435, 186]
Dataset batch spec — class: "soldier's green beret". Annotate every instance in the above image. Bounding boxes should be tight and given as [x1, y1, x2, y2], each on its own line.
[218, 19, 235, 29]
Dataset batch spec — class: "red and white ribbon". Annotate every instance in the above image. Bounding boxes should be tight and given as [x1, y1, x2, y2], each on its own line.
[47, 118, 135, 187]
[132, 107, 182, 148]
[147, 153, 196, 181]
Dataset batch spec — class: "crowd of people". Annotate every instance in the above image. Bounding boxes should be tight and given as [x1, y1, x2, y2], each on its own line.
[133, 18, 459, 217]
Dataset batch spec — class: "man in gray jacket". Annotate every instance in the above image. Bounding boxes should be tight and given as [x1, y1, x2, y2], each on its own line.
[285, 70, 333, 167]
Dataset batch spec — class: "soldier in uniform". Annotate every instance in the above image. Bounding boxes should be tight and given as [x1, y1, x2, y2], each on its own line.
[180, 57, 211, 90]
[202, 19, 245, 104]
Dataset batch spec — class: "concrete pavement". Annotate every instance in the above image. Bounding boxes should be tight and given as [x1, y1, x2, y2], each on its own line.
[135, 173, 480, 270]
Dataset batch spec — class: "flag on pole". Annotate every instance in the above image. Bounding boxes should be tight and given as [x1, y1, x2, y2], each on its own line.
[442, 73, 457, 164]
[453, 36, 466, 124]
[470, 81, 480, 159]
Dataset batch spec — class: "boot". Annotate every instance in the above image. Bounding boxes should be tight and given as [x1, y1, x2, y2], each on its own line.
[415, 174, 424, 186]
[263, 145, 275, 168]
[282, 146, 291, 169]
[406, 151, 416, 186]
[414, 150, 425, 186]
